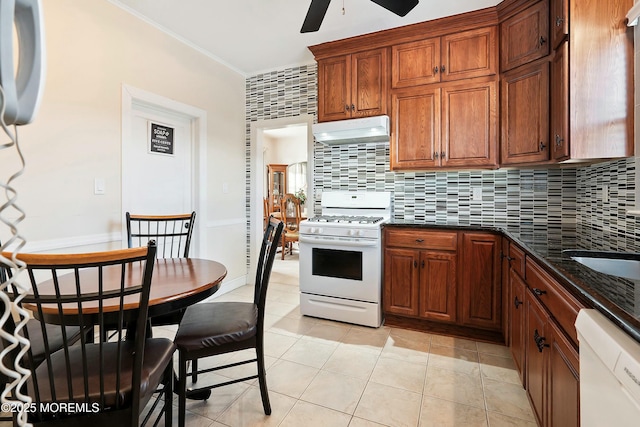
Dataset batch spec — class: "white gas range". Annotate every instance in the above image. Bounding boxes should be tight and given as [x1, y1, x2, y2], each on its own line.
[298, 191, 391, 327]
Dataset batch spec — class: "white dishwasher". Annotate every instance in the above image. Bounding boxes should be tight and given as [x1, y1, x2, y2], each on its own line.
[576, 309, 640, 427]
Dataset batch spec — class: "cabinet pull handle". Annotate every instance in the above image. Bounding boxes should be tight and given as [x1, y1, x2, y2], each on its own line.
[434, 66, 439, 74]
[532, 288, 547, 296]
[414, 260, 418, 268]
[556, 16, 564, 27]
[555, 134, 564, 146]
[415, 239, 424, 243]
[539, 36, 547, 46]
[514, 296, 522, 308]
[440, 65, 446, 73]
[533, 329, 549, 352]
[539, 141, 546, 151]
[440, 151, 446, 159]
[421, 260, 425, 268]
[434, 152, 439, 159]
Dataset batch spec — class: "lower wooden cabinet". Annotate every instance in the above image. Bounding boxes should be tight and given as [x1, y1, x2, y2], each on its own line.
[383, 229, 458, 322]
[383, 227, 501, 336]
[459, 232, 502, 330]
[512, 255, 583, 427]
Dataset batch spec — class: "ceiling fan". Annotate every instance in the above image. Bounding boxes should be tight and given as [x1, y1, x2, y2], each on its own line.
[301, 0, 419, 33]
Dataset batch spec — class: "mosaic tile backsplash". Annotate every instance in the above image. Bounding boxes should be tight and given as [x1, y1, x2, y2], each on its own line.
[246, 65, 640, 255]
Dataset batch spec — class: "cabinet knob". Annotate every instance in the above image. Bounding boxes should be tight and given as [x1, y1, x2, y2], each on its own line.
[514, 296, 522, 308]
[440, 151, 446, 159]
[555, 134, 564, 146]
[539, 36, 547, 46]
[532, 288, 547, 296]
[414, 260, 418, 268]
[421, 260, 425, 268]
[434, 152, 439, 159]
[556, 16, 564, 27]
[416, 239, 424, 243]
[539, 141, 546, 151]
[533, 329, 549, 352]
[440, 65, 446, 73]
[345, 104, 350, 112]
[351, 104, 355, 112]
[434, 66, 439, 74]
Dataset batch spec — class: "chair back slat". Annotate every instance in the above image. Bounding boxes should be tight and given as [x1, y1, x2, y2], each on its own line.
[254, 217, 284, 318]
[126, 212, 196, 258]
[1, 243, 157, 424]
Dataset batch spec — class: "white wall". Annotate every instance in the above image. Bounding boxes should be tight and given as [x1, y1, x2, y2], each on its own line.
[0, 0, 248, 286]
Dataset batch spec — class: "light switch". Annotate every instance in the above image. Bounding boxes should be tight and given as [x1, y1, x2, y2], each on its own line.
[472, 187, 482, 201]
[94, 178, 105, 195]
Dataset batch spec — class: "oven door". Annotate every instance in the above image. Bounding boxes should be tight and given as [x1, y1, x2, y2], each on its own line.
[299, 234, 381, 303]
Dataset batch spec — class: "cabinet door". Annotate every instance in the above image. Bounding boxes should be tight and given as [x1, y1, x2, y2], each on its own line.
[419, 251, 457, 322]
[441, 79, 498, 168]
[500, 0, 549, 71]
[501, 61, 550, 165]
[550, 0, 568, 49]
[392, 38, 440, 88]
[459, 232, 501, 330]
[351, 48, 388, 118]
[509, 269, 527, 384]
[384, 248, 419, 316]
[441, 27, 497, 81]
[318, 55, 351, 122]
[526, 290, 548, 427]
[550, 42, 569, 161]
[390, 86, 440, 170]
[548, 319, 580, 427]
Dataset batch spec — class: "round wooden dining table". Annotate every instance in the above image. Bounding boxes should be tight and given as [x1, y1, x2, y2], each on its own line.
[23, 258, 227, 325]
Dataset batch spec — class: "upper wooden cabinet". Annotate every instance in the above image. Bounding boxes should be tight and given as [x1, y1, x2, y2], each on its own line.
[317, 48, 389, 122]
[549, 0, 633, 161]
[500, 0, 549, 71]
[391, 78, 498, 170]
[501, 60, 550, 165]
[391, 27, 497, 88]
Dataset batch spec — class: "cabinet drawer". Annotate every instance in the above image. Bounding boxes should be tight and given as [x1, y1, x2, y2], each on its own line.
[385, 229, 457, 250]
[525, 259, 584, 344]
[508, 244, 526, 279]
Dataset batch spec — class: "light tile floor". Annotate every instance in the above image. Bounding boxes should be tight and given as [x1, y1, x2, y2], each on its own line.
[149, 252, 537, 427]
[3, 253, 538, 426]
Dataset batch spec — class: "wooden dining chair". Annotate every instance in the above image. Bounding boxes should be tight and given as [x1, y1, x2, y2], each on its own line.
[126, 211, 195, 327]
[279, 193, 302, 259]
[173, 217, 284, 427]
[2, 242, 176, 427]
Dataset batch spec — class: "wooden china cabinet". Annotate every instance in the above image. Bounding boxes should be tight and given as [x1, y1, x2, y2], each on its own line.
[266, 164, 287, 214]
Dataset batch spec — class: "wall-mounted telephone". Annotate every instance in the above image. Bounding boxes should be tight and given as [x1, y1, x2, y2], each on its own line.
[0, 0, 45, 126]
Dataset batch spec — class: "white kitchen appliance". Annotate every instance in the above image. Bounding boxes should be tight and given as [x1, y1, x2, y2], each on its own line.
[576, 309, 640, 427]
[299, 191, 391, 327]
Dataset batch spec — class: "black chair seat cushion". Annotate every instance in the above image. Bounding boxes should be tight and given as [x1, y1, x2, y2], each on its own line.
[175, 302, 258, 353]
[30, 338, 175, 408]
[25, 319, 82, 366]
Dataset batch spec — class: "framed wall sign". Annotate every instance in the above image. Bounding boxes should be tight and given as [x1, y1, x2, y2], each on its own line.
[149, 122, 174, 155]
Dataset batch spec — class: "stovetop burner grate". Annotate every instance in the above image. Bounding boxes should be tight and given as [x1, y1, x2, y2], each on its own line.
[306, 215, 385, 224]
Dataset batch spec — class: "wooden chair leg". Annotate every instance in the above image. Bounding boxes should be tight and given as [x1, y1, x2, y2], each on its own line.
[256, 336, 271, 415]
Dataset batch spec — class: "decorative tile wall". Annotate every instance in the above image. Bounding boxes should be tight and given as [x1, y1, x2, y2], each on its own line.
[245, 65, 638, 258]
[576, 157, 640, 252]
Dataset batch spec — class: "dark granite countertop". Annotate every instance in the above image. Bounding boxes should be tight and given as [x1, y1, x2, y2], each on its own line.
[385, 221, 640, 343]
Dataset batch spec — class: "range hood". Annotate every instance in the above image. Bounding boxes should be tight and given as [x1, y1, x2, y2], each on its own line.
[312, 115, 390, 145]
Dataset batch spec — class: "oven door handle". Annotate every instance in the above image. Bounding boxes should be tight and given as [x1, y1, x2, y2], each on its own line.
[299, 235, 378, 247]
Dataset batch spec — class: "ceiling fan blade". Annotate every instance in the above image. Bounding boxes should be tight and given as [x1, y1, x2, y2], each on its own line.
[369, 0, 419, 17]
[301, 0, 332, 33]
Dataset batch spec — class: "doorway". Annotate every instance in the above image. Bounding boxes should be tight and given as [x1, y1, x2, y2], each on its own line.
[121, 85, 207, 255]
[250, 115, 314, 279]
